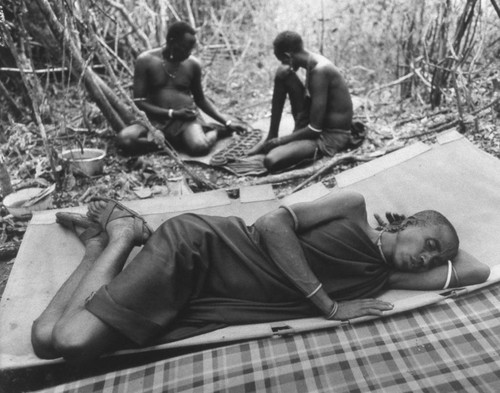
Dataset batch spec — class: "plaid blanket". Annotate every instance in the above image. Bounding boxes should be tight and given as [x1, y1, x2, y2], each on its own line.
[37, 284, 500, 393]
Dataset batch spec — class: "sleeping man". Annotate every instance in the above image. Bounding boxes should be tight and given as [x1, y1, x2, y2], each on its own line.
[31, 191, 489, 363]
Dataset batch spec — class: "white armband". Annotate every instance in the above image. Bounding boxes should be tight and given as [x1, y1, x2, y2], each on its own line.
[308, 124, 322, 132]
[306, 283, 322, 299]
[279, 205, 299, 231]
[442, 260, 453, 290]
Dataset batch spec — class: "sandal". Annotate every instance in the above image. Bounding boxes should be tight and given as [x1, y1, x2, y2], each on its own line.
[88, 197, 153, 246]
[55, 212, 103, 243]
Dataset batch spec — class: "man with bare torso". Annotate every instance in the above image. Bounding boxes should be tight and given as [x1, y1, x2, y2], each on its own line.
[117, 22, 237, 156]
[248, 31, 354, 172]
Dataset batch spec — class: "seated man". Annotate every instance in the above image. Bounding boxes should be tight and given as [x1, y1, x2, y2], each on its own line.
[117, 21, 237, 156]
[31, 192, 489, 363]
[248, 31, 354, 171]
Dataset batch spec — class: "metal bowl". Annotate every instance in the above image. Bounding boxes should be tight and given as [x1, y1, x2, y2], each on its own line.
[3, 187, 53, 217]
[61, 148, 106, 176]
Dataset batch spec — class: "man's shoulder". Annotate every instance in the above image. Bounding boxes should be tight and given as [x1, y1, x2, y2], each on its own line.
[311, 56, 338, 74]
[137, 48, 163, 62]
[185, 55, 202, 68]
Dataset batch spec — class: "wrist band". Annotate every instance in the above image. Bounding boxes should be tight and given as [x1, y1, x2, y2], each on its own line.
[225, 120, 232, 127]
[168, 109, 173, 118]
[308, 124, 322, 132]
[443, 260, 453, 290]
[279, 205, 299, 231]
[306, 283, 322, 299]
[327, 302, 339, 319]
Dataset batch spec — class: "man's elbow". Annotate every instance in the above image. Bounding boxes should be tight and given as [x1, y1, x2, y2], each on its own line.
[475, 264, 491, 284]
[463, 264, 490, 286]
[254, 210, 287, 233]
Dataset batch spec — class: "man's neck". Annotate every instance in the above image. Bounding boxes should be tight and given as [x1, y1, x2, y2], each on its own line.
[293, 50, 312, 69]
[163, 47, 181, 65]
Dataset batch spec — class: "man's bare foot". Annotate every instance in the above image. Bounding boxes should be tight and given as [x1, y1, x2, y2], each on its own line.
[56, 212, 108, 248]
[87, 198, 152, 246]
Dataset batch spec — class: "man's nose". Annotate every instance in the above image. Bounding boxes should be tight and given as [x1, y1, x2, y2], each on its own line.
[420, 251, 438, 267]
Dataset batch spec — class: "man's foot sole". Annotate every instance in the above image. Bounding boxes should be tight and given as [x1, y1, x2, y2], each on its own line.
[55, 212, 103, 243]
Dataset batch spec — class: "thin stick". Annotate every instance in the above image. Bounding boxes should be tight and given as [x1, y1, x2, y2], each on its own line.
[104, 0, 151, 50]
[184, 0, 196, 27]
[291, 145, 403, 193]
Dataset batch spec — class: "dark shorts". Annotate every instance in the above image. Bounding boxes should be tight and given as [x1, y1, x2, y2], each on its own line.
[294, 100, 350, 157]
[149, 110, 207, 141]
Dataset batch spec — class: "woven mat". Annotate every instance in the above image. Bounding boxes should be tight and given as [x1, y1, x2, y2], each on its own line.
[36, 283, 500, 392]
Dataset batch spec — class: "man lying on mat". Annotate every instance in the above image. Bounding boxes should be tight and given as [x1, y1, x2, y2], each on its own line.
[32, 191, 489, 363]
[117, 21, 240, 156]
[247, 31, 355, 172]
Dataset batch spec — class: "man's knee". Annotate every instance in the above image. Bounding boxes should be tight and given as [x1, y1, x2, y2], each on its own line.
[182, 125, 214, 156]
[185, 140, 211, 156]
[52, 320, 95, 362]
[116, 124, 146, 150]
[31, 319, 59, 359]
[263, 154, 281, 171]
[274, 65, 293, 82]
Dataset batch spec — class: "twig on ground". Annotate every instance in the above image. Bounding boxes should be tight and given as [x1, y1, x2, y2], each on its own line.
[290, 145, 404, 193]
[395, 108, 451, 127]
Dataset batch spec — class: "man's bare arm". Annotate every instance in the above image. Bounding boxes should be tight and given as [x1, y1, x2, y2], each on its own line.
[254, 208, 335, 315]
[389, 249, 490, 290]
[255, 191, 392, 319]
[272, 67, 330, 145]
[307, 66, 329, 131]
[133, 55, 171, 119]
[286, 190, 368, 230]
[189, 58, 228, 124]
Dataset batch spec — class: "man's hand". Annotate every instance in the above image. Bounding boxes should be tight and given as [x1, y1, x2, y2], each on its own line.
[246, 137, 283, 155]
[227, 123, 248, 136]
[374, 212, 407, 228]
[172, 108, 197, 121]
[147, 128, 166, 149]
[328, 299, 394, 320]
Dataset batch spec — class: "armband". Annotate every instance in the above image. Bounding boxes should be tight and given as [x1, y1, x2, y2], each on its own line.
[308, 124, 322, 132]
[306, 283, 322, 299]
[279, 205, 299, 231]
[442, 260, 453, 290]
[327, 302, 339, 319]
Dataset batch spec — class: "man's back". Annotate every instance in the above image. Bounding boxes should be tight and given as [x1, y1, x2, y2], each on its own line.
[308, 54, 353, 130]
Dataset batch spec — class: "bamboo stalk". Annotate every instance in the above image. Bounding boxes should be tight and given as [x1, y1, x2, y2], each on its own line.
[184, 0, 196, 27]
[0, 79, 23, 117]
[0, 153, 13, 197]
[87, 13, 215, 190]
[104, 0, 151, 50]
[0, 14, 60, 185]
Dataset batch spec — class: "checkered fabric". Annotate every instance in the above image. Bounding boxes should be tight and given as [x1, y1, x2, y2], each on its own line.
[37, 285, 500, 393]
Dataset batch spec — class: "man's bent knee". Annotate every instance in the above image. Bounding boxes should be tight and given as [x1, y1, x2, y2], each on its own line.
[274, 65, 294, 82]
[31, 319, 59, 359]
[186, 140, 211, 156]
[263, 154, 281, 171]
[116, 124, 147, 150]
